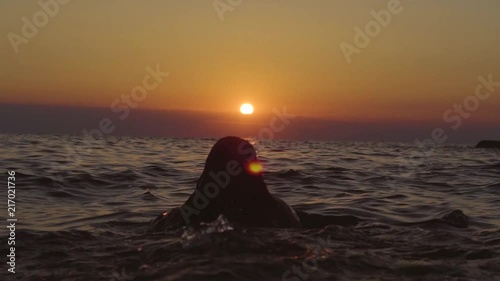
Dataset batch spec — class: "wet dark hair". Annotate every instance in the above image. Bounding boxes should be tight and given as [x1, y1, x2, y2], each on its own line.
[186, 136, 275, 224]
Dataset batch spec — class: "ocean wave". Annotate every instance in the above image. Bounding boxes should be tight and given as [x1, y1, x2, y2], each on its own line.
[1, 134, 500, 280]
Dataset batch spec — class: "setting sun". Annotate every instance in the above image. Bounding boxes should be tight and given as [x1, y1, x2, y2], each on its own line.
[240, 103, 254, 115]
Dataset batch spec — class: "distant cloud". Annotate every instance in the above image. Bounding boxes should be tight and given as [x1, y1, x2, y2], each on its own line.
[0, 103, 498, 144]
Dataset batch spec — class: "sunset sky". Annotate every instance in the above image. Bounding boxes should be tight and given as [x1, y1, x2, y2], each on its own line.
[1, 0, 499, 142]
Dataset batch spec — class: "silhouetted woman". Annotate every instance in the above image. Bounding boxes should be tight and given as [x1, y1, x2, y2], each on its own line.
[152, 136, 360, 231]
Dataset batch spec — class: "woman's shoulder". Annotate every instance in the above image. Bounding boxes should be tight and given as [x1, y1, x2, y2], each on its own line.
[272, 197, 302, 228]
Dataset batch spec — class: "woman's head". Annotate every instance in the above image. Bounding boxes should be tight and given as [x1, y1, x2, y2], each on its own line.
[196, 136, 270, 203]
[180, 136, 297, 227]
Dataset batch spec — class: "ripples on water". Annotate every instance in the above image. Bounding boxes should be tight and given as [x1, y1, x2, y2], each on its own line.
[0, 134, 499, 280]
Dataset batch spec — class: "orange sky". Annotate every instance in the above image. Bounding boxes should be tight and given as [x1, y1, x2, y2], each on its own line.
[1, 1, 499, 126]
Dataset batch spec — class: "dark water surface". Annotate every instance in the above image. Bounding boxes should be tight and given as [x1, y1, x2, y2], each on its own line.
[1, 134, 499, 281]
